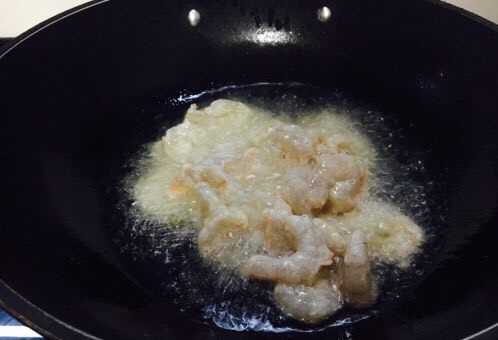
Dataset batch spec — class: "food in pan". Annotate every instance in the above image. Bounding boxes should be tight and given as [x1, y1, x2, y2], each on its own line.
[131, 99, 423, 323]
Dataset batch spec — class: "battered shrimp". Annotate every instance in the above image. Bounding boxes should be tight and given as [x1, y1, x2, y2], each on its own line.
[260, 200, 296, 256]
[162, 100, 251, 165]
[197, 207, 249, 261]
[329, 179, 360, 214]
[284, 151, 368, 215]
[313, 218, 347, 255]
[308, 152, 338, 210]
[132, 99, 426, 325]
[282, 167, 313, 215]
[269, 125, 314, 160]
[183, 164, 229, 190]
[191, 182, 222, 220]
[342, 230, 378, 307]
[242, 214, 333, 285]
[362, 202, 424, 268]
[327, 153, 368, 214]
[325, 201, 424, 267]
[274, 279, 343, 324]
[193, 183, 250, 265]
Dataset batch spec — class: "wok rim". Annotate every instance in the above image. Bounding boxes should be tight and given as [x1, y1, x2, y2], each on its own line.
[0, 279, 101, 339]
[0, 0, 497, 60]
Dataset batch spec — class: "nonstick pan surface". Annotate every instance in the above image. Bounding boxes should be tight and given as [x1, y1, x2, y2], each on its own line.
[0, 0, 497, 339]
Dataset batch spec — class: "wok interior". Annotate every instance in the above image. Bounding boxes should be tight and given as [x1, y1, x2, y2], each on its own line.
[0, 0, 497, 339]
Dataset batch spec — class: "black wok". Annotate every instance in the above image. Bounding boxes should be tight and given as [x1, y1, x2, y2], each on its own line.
[0, 0, 497, 339]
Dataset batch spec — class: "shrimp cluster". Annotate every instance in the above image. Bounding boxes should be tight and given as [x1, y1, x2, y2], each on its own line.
[132, 99, 424, 324]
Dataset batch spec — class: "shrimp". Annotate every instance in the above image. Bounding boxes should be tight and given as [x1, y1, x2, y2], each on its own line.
[242, 214, 333, 285]
[282, 149, 368, 215]
[363, 202, 424, 268]
[342, 230, 378, 308]
[274, 279, 343, 324]
[313, 218, 347, 255]
[282, 167, 313, 215]
[325, 201, 423, 267]
[132, 99, 427, 324]
[329, 179, 359, 214]
[269, 125, 314, 160]
[308, 153, 336, 209]
[260, 200, 296, 256]
[183, 164, 229, 190]
[327, 153, 368, 214]
[197, 207, 249, 261]
[192, 183, 250, 265]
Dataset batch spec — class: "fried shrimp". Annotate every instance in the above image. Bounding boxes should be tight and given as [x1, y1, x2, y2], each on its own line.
[242, 214, 333, 285]
[132, 99, 425, 324]
[343, 230, 378, 307]
[274, 279, 343, 323]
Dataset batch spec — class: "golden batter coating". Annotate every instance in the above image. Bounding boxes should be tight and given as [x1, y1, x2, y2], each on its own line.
[131, 99, 424, 323]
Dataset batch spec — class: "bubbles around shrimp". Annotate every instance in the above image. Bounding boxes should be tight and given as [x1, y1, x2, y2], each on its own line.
[111, 83, 445, 332]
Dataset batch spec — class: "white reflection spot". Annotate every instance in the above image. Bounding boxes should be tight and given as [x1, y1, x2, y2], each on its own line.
[317, 6, 332, 22]
[251, 29, 294, 45]
[188, 9, 201, 27]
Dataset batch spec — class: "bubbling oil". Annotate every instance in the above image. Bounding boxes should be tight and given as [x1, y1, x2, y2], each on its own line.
[114, 83, 441, 332]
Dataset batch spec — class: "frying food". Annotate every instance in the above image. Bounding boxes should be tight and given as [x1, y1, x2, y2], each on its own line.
[132, 99, 424, 323]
